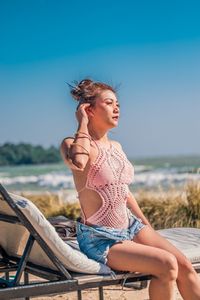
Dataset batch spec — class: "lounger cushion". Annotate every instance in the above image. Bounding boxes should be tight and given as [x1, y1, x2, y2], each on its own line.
[0, 193, 112, 274]
[159, 227, 200, 263]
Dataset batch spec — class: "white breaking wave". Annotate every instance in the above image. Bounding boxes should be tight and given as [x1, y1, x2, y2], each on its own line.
[39, 173, 74, 188]
[0, 175, 38, 185]
[0, 169, 200, 190]
[134, 165, 153, 172]
[0, 173, 75, 189]
[134, 171, 200, 187]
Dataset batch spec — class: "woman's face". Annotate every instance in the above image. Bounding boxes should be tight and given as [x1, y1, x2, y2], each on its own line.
[89, 90, 120, 128]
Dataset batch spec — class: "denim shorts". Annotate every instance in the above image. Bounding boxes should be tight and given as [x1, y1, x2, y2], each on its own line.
[76, 213, 146, 265]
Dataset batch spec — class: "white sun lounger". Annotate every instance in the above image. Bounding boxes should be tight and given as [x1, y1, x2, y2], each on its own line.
[0, 183, 200, 300]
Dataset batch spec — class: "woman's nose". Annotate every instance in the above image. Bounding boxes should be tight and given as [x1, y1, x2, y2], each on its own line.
[114, 105, 119, 113]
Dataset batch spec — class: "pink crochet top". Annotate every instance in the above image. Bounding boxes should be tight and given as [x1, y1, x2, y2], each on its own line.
[78, 141, 134, 229]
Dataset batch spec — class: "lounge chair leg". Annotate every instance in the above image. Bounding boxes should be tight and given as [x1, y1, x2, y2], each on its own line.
[24, 272, 30, 300]
[77, 290, 82, 300]
[99, 287, 104, 300]
[5, 271, 9, 281]
[24, 271, 29, 284]
[13, 234, 35, 285]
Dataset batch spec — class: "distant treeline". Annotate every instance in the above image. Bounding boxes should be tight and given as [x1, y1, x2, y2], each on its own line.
[0, 143, 62, 166]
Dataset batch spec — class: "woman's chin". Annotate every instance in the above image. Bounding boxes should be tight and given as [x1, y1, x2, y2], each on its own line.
[113, 118, 119, 125]
[109, 120, 118, 128]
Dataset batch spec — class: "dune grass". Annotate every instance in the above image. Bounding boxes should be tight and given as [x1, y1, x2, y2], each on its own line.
[137, 181, 200, 229]
[24, 181, 200, 229]
[21, 192, 81, 220]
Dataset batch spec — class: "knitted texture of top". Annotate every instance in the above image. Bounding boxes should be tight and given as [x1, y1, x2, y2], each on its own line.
[79, 141, 134, 229]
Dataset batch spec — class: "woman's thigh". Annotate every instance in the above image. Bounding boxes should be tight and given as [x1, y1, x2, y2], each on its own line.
[133, 225, 193, 272]
[106, 239, 177, 275]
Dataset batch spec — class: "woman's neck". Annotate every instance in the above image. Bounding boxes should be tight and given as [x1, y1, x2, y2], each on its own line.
[88, 123, 109, 142]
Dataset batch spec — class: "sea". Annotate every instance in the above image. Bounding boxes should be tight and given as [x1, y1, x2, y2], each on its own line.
[0, 156, 199, 196]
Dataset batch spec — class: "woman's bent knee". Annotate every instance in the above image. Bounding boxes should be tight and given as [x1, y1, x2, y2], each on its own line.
[158, 253, 178, 282]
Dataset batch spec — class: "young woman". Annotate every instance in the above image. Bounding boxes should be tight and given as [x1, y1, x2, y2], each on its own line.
[61, 79, 200, 300]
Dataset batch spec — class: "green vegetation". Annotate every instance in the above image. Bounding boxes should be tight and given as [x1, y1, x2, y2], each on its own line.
[26, 181, 200, 229]
[0, 143, 61, 166]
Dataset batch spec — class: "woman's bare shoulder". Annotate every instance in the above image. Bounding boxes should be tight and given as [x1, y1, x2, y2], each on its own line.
[60, 137, 74, 167]
[61, 136, 74, 147]
[60, 136, 92, 172]
[110, 140, 123, 150]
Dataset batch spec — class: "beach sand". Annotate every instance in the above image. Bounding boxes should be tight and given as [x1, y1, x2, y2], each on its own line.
[34, 282, 183, 300]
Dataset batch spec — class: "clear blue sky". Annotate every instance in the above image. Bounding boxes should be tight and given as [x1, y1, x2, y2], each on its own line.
[1, 0, 200, 158]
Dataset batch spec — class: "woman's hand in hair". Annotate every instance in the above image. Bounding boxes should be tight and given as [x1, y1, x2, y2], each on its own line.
[76, 103, 91, 125]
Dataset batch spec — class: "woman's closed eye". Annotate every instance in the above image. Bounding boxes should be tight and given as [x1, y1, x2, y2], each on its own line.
[106, 101, 120, 108]
[106, 100, 113, 105]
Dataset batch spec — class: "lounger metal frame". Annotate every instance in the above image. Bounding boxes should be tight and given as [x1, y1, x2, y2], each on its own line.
[0, 183, 152, 300]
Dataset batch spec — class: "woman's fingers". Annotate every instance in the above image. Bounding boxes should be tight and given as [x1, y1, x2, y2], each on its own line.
[79, 103, 91, 112]
[76, 103, 90, 111]
[76, 103, 91, 123]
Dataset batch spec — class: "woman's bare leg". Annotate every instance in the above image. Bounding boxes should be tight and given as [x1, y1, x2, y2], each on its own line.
[107, 240, 178, 300]
[134, 225, 200, 300]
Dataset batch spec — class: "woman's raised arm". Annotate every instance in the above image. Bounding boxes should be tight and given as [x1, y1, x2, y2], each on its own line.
[60, 103, 92, 171]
